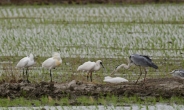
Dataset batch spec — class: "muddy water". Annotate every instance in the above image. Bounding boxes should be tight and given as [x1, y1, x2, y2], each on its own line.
[1, 104, 184, 110]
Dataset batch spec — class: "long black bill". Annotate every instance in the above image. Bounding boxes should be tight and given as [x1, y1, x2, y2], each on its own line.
[100, 62, 107, 74]
[100, 62, 105, 68]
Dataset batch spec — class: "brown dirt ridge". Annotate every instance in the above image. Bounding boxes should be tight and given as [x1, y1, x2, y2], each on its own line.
[0, 77, 184, 99]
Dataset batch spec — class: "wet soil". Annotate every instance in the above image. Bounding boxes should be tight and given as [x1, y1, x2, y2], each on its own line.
[0, 77, 184, 100]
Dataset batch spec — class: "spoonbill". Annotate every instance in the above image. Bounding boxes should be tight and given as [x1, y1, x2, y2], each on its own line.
[170, 69, 184, 77]
[16, 53, 35, 82]
[77, 60, 104, 82]
[42, 52, 62, 82]
[111, 54, 158, 84]
[103, 76, 128, 83]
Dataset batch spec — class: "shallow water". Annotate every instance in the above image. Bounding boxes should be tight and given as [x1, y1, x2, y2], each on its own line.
[2, 104, 184, 110]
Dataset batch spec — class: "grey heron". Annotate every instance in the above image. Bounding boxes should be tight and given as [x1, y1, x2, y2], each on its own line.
[170, 69, 184, 77]
[111, 54, 158, 84]
[77, 60, 104, 82]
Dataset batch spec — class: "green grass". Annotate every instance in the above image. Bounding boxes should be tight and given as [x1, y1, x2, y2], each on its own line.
[0, 97, 40, 107]
[0, 95, 184, 107]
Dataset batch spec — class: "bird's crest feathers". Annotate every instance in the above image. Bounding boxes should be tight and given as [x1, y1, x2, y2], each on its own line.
[52, 52, 61, 60]
[29, 53, 34, 60]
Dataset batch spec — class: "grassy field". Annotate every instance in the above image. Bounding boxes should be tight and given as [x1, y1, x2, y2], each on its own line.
[0, 4, 184, 83]
[1, 95, 184, 109]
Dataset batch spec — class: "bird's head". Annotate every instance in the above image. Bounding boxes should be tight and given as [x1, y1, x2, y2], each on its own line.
[97, 60, 104, 68]
[29, 53, 34, 60]
[52, 52, 61, 60]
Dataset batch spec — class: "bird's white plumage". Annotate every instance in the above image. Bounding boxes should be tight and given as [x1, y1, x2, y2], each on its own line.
[42, 52, 62, 70]
[16, 53, 35, 82]
[42, 58, 56, 70]
[103, 76, 128, 83]
[77, 60, 102, 72]
[16, 53, 35, 68]
[42, 52, 62, 82]
[77, 60, 104, 82]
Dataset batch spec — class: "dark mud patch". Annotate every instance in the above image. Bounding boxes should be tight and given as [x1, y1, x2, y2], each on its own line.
[0, 77, 184, 100]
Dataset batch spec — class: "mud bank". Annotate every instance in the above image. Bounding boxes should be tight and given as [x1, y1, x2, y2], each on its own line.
[0, 77, 184, 99]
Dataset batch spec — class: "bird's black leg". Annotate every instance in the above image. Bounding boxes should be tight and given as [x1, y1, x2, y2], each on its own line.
[23, 69, 24, 76]
[22, 68, 24, 80]
[135, 66, 142, 84]
[50, 69, 52, 82]
[87, 73, 89, 81]
[143, 68, 147, 82]
[22, 69, 25, 79]
[90, 72, 92, 82]
[26, 68, 29, 82]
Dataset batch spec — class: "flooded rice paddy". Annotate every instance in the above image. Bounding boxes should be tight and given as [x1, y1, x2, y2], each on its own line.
[0, 4, 183, 58]
[0, 4, 183, 82]
[0, 4, 184, 74]
[0, 4, 184, 108]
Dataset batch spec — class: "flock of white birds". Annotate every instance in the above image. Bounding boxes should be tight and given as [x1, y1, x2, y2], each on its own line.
[16, 52, 62, 82]
[16, 52, 129, 83]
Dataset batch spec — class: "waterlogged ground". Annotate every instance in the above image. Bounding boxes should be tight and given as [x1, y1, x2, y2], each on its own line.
[2, 104, 184, 110]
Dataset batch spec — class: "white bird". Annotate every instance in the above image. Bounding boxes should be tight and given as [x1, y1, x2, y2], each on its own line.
[42, 52, 62, 82]
[16, 53, 35, 82]
[170, 69, 184, 77]
[103, 76, 128, 83]
[111, 54, 158, 84]
[77, 60, 104, 82]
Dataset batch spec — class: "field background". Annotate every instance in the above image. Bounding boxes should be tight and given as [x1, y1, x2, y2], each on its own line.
[0, 3, 184, 83]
